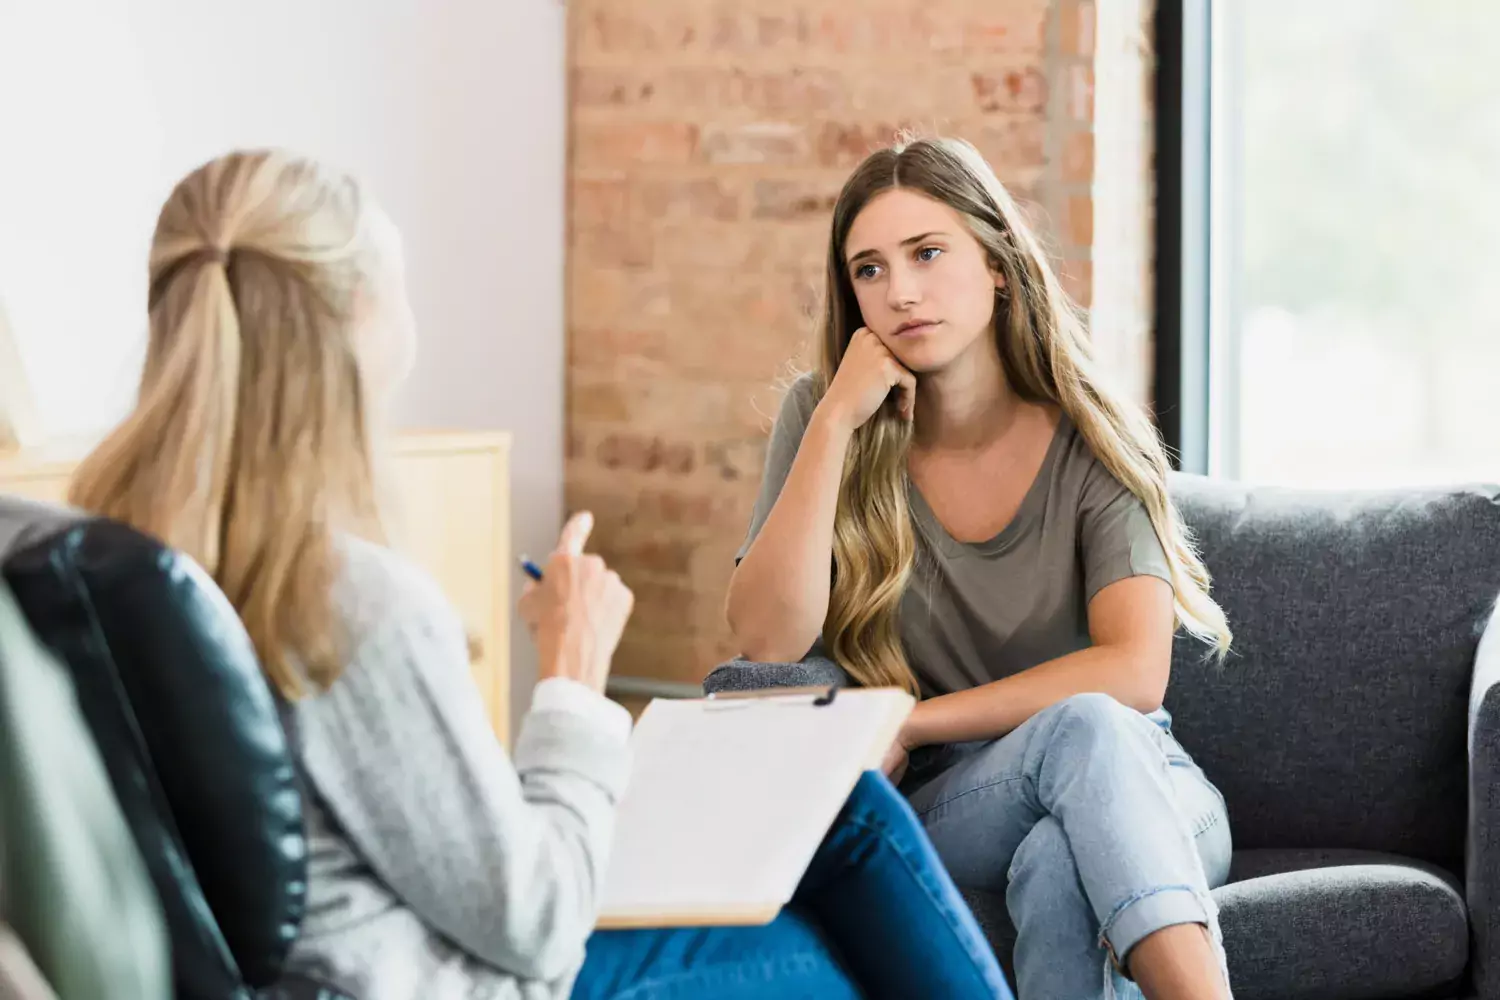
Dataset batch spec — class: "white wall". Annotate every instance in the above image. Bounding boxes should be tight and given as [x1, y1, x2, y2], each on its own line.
[0, 0, 565, 728]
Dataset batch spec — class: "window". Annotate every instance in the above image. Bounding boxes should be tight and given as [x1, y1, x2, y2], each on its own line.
[1157, 0, 1500, 487]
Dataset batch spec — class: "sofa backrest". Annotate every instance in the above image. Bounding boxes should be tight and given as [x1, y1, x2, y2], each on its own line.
[1164, 474, 1500, 871]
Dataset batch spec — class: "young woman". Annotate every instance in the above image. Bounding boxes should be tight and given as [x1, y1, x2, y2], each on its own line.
[727, 136, 1235, 1000]
[68, 149, 1013, 1000]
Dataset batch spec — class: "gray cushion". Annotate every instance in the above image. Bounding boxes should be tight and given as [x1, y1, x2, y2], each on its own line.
[1163, 476, 1500, 871]
[1218, 849, 1467, 1000]
[702, 655, 850, 694]
[961, 848, 1467, 1000]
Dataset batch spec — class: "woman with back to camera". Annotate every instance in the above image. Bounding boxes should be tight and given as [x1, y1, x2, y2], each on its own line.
[726, 135, 1236, 1000]
[67, 148, 1014, 1000]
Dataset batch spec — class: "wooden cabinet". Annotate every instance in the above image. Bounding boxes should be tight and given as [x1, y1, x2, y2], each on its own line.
[0, 431, 512, 745]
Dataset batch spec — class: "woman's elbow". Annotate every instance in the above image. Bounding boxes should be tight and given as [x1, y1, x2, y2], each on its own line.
[723, 585, 785, 661]
[725, 596, 816, 664]
[483, 874, 595, 982]
[1127, 652, 1171, 713]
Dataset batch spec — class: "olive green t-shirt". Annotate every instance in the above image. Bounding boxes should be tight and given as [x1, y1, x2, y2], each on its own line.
[737, 374, 1173, 698]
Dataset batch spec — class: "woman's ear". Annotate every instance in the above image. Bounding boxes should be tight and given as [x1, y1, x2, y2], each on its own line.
[987, 256, 1008, 291]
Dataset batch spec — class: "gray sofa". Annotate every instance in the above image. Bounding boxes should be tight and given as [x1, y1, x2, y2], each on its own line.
[704, 474, 1500, 1000]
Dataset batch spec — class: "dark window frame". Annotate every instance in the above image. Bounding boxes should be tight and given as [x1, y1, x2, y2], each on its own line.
[1152, 0, 1214, 473]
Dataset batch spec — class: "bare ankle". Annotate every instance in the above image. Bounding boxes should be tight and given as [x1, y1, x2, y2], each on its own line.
[1125, 923, 1228, 1000]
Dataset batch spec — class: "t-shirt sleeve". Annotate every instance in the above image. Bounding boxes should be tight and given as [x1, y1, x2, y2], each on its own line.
[736, 374, 821, 563]
[1077, 460, 1173, 604]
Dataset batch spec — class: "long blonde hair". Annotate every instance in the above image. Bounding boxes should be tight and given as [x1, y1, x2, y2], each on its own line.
[817, 136, 1231, 696]
[69, 150, 389, 699]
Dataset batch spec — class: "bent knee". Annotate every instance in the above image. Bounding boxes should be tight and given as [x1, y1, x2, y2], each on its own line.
[1044, 692, 1145, 743]
[1007, 815, 1072, 882]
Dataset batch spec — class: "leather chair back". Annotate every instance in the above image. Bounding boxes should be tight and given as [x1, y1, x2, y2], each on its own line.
[2, 516, 307, 999]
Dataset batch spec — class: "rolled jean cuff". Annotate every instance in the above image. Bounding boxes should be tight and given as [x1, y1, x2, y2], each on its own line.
[1100, 884, 1213, 968]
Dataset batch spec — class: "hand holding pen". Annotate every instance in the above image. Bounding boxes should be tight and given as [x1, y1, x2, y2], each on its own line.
[515, 512, 634, 696]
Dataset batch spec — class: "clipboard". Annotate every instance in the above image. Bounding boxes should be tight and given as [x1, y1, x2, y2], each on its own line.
[596, 685, 913, 930]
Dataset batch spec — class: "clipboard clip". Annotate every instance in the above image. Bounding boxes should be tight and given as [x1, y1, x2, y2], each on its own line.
[703, 684, 842, 710]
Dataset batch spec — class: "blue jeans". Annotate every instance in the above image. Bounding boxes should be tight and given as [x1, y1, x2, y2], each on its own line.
[572, 771, 1013, 999]
[903, 694, 1234, 1000]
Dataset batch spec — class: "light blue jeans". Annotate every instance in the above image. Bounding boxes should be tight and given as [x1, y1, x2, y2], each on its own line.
[902, 693, 1233, 1000]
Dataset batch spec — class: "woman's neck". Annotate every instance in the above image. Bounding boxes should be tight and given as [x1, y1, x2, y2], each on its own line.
[913, 338, 1021, 453]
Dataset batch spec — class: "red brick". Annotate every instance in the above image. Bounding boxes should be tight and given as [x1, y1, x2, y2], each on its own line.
[571, 68, 655, 108]
[652, 219, 830, 274]
[602, 538, 699, 577]
[570, 177, 631, 229]
[571, 293, 805, 377]
[813, 121, 914, 169]
[963, 117, 1049, 173]
[1060, 257, 1093, 308]
[972, 67, 1048, 114]
[637, 488, 741, 529]
[699, 122, 809, 165]
[962, 7, 1048, 52]
[707, 10, 814, 53]
[573, 66, 844, 117]
[1059, 1, 1097, 58]
[702, 439, 769, 483]
[842, 69, 973, 118]
[573, 120, 699, 168]
[568, 373, 632, 424]
[575, 7, 698, 55]
[751, 176, 842, 220]
[570, 325, 675, 370]
[573, 370, 798, 444]
[1065, 194, 1094, 248]
[611, 634, 710, 685]
[804, 5, 972, 55]
[568, 268, 673, 332]
[572, 223, 654, 270]
[1061, 130, 1095, 184]
[594, 432, 698, 476]
[625, 580, 709, 632]
[1068, 65, 1095, 122]
[635, 177, 740, 223]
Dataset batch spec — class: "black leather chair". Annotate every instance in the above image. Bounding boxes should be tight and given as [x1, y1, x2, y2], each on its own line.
[0, 506, 352, 1000]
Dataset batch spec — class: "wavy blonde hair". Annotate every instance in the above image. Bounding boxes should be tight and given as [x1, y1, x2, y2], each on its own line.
[816, 136, 1231, 696]
[69, 150, 389, 699]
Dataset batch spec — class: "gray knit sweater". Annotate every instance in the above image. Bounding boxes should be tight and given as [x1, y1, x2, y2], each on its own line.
[281, 537, 631, 999]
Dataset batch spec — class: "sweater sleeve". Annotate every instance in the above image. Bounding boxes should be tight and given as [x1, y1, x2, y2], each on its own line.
[291, 540, 631, 984]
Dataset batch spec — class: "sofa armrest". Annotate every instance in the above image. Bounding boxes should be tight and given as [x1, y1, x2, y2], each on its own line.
[702, 656, 851, 696]
[1469, 601, 1500, 999]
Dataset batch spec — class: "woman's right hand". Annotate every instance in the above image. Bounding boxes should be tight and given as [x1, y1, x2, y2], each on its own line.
[518, 511, 635, 695]
[818, 327, 918, 433]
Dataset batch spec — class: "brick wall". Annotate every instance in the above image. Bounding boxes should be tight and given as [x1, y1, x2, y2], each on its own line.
[565, 0, 1149, 689]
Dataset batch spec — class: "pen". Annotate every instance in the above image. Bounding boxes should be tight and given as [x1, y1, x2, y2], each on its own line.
[519, 556, 545, 582]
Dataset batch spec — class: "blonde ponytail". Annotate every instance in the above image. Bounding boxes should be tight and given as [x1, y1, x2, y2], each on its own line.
[70, 150, 387, 699]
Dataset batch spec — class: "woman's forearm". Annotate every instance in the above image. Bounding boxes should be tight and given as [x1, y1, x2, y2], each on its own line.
[726, 406, 852, 662]
[903, 645, 1167, 747]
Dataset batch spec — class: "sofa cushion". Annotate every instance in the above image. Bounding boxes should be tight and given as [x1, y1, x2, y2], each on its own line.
[1164, 476, 1500, 870]
[1218, 848, 1467, 1000]
[961, 848, 1466, 1000]
[702, 656, 850, 694]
